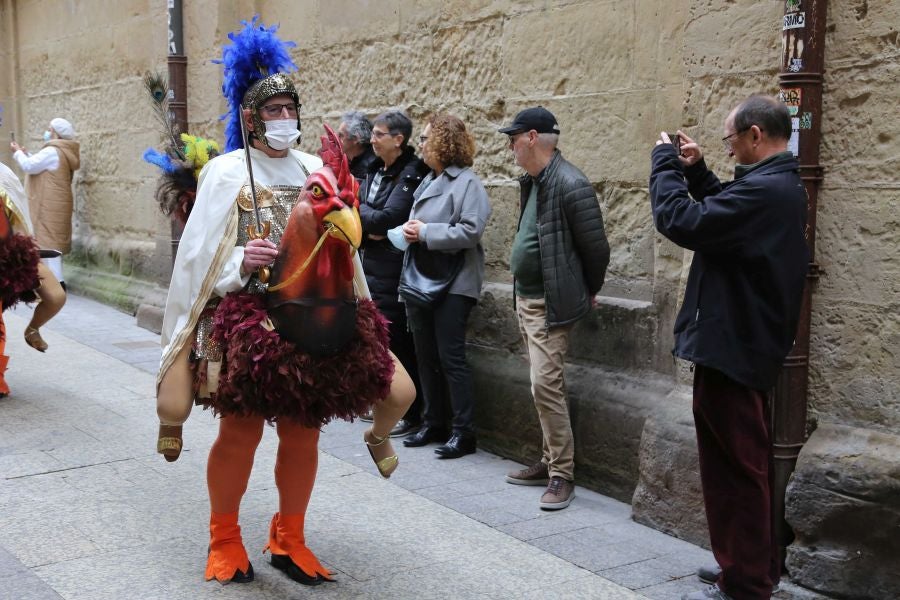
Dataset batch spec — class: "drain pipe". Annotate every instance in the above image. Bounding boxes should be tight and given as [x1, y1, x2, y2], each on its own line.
[167, 0, 188, 266]
[773, 0, 827, 569]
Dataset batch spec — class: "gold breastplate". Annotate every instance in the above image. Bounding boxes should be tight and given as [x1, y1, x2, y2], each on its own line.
[194, 182, 305, 360]
[236, 183, 303, 294]
[236, 183, 303, 247]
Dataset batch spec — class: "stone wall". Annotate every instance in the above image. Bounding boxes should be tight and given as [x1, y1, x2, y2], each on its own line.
[2, 2, 898, 594]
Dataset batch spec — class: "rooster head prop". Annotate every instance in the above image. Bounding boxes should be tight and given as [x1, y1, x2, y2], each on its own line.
[265, 124, 363, 355]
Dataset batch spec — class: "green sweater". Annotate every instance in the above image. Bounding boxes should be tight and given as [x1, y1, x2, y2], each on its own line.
[510, 184, 544, 298]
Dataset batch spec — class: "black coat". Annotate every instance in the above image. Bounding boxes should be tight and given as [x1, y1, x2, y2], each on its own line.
[649, 145, 809, 390]
[349, 145, 377, 183]
[359, 147, 428, 317]
[517, 150, 610, 326]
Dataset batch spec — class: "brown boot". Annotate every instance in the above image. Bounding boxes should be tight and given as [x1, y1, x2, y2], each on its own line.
[265, 512, 332, 585]
[205, 511, 254, 583]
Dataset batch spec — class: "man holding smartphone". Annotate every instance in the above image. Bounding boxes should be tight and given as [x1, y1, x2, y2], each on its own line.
[649, 95, 808, 600]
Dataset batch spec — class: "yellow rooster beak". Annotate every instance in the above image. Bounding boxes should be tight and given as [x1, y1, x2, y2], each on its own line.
[323, 205, 362, 250]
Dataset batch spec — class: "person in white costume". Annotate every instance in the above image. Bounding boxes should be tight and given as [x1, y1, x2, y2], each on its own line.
[0, 162, 66, 369]
[154, 18, 414, 588]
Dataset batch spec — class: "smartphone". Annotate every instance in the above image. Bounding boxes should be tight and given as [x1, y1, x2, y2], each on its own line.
[10, 132, 14, 142]
[669, 132, 681, 154]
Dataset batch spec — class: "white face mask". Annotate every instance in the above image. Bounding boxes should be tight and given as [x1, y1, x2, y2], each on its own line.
[263, 119, 300, 150]
[387, 225, 410, 251]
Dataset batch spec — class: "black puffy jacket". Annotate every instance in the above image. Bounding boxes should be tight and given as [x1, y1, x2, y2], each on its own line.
[649, 145, 809, 390]
[359, 147, 428, 317]
[517, 150, 610, 327]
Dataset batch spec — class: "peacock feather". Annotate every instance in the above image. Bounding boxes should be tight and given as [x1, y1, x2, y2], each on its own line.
[143, 72, 185, 161]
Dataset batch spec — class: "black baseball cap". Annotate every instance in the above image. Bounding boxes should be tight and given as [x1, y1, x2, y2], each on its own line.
[498, 106, 560, 135]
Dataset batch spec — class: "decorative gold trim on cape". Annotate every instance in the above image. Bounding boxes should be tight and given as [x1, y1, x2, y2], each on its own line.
[156, 207, 239, 390]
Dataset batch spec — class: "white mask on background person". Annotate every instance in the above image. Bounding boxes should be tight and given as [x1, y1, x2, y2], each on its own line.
[263, 119, 300, 150]
[43, 130, 52, 142]
[387, 225, 410, 251]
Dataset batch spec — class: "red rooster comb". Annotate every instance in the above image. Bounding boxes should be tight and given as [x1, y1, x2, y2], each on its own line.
[318, 123, 359, 209]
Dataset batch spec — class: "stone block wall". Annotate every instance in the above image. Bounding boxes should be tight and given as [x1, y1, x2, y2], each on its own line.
[2, 3, 898, 594]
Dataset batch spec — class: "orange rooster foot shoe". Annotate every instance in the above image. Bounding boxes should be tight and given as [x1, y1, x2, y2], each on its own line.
[270, 553, 325, 586]
[157, 424, 183, 462]
[265, 512, 333, 586]
[24, 327, 48, 352]
[207, 547, 254, 584]
[206, 512, 254, 584]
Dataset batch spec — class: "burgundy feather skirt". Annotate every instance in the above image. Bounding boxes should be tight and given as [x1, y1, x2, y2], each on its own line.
[0, 233, 41, 314]
[196, 291, 394, 427]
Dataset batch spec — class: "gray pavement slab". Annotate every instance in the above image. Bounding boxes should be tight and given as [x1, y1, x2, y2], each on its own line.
[4, 295, 836, 599]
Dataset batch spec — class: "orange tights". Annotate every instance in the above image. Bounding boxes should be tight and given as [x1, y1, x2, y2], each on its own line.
[207, 414, 320, 515]
[0, 313, 8, 395]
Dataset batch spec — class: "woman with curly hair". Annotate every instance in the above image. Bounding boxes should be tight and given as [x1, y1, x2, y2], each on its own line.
[399, 114, 491, 458]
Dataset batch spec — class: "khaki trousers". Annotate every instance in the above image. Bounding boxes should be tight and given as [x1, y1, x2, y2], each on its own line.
[516, 297, 575, 481]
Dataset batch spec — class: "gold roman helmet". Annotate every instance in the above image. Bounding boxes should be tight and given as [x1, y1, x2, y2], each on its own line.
[243, 73, 302, 149]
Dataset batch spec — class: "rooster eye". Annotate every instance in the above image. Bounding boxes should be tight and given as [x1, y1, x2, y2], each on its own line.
[309, 184, 324, 197]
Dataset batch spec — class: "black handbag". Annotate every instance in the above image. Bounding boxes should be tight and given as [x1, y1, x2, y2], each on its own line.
[398, 243, 464, 305]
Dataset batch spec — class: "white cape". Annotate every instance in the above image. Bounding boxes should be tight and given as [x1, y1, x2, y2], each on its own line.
[0, 162, 32, 233]
[156, 147, 322, 396]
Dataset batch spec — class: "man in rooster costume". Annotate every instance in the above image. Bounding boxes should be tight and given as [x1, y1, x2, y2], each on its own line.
[155, 18, 414, 586]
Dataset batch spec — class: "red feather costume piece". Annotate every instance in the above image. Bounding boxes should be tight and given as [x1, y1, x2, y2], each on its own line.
[201, 293, 393, 425]
[0, 232, 40, 312]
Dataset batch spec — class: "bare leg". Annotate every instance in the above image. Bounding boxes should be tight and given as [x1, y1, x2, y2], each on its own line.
[156, 341, 195, 461]
[365, 352, 415, 477]
[24, 263, 66, 352]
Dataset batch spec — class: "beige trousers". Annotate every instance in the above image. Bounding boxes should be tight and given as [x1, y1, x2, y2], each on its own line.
[516, 297, 575, 481]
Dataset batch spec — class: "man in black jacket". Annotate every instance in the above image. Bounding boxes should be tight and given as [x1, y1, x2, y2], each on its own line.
[499, 107, 610, 510]
[649, 95, 808, 600]
[338, 111, 377, 182]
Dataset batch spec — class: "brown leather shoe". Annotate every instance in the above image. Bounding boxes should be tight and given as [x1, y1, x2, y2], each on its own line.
[506, 461, 549, 486]
[539, 476, 575, 510]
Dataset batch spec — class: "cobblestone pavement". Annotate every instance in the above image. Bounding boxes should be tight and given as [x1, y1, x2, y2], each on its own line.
[0, 295, 827, 599]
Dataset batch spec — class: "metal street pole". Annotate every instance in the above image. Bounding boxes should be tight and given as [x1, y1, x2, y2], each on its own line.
[774, 0, 827, 571]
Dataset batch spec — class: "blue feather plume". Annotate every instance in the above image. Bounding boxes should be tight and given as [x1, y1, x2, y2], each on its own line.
[214, 15, 297, 152]
[142, 148, 179, 174]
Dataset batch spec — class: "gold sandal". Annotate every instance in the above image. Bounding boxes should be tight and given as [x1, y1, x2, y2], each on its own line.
[24, 327, 48, 352]
[364, 429, 399, 479]
[157, 424, 183, 462]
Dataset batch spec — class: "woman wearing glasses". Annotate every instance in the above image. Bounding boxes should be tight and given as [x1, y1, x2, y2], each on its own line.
[358, 111, 429, 438]
[400, 114, 491, 459]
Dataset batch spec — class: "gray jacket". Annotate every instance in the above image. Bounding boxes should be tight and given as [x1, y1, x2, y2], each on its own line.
[408, 165, 492, 301]
[517, 150, 610, 326]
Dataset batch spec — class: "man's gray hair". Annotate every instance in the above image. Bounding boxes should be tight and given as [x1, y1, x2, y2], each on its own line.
[341, 111, 373, 144]
[537, 132, 559, 149]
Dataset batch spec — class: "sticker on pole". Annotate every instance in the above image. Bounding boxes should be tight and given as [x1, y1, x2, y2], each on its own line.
[783, 12, 805, 30]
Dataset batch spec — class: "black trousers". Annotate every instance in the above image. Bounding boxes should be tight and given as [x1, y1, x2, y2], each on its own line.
[693, 364, 779, 600]
[405, 294, 476, 434]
